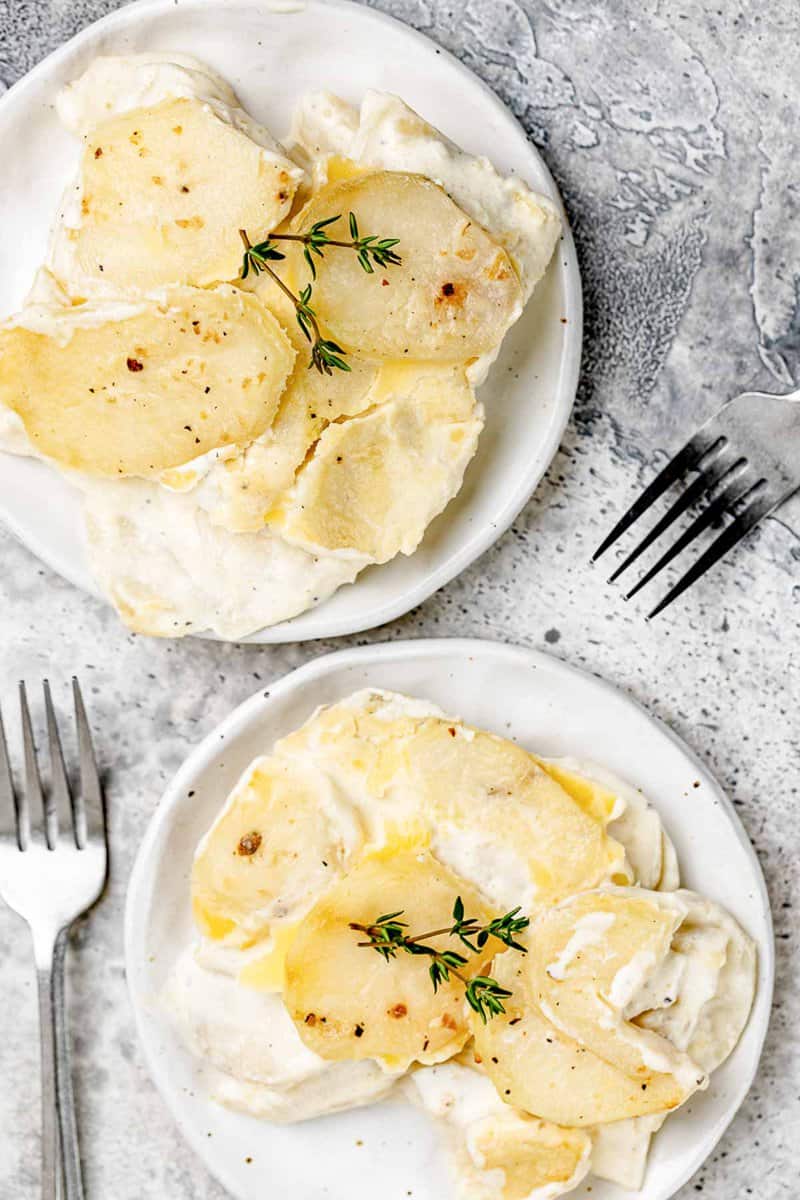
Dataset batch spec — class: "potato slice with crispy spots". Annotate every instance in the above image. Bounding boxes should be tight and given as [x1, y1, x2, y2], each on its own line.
[292, 171, 523, 359]
[272, 363, 482, 561]
[0, 286, 294, 478]
[51, 97, 300, 293]
[191, 753, 363, 946]
[284, 849, 502, 1069]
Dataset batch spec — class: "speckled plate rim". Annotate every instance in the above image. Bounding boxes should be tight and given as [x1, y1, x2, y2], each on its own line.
[0, 0, 581, 644]
[125, 637, 773, 1200]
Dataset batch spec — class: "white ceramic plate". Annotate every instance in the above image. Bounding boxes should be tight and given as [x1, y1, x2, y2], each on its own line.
[125, 638, 773, 1200]
[0, 0, 581, 644]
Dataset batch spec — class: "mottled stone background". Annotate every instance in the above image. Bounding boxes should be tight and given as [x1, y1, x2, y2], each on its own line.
[0, 0, 797, 1197]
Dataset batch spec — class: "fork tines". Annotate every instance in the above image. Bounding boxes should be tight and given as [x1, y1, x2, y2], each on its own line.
[0, 678, 103, 851]
[593, 432, 774, 618]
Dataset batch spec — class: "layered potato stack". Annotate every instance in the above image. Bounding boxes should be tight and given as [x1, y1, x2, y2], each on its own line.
[175, 690, 757, 1200]
[0, 56, 562, 637]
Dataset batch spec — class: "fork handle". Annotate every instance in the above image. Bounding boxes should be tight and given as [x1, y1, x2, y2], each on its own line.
[34, 927, 84, 1200]
[53, 929, 84, 1200]
[34, 934, 60, 1200]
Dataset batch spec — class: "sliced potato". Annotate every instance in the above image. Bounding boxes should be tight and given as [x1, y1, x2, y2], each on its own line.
[474, 889, 705, 1126]
[467, 1112, 590, 1200]
[402, 722, 629, 909]
[473, 984, 688, 1126]
[273, 693, 628, 909]
[53, 97, 299, 292]
[533, 758, 680, 891]
[292, 171, 523, 359]
[207, 352, 378, 532]
[191, 754, 363, 946]
[0, 286, 294, 477]
[527, 889, 691, 1081]
[530, 759, 620, 825]
[273, 690, 425, 801]
[284, 849, 502, 1068]
[272, 363, 482, 561]
[635, 890, 757, 1073]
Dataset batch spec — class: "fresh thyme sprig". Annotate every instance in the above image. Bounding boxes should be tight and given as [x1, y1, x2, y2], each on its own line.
[239, 229, 350, 376]
[350, 897, 529, 1023]
[263, 212, 402, 279]
[239, 210, 400, 373]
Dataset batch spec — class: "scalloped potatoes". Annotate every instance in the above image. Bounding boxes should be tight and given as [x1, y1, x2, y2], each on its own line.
[167, 689, 756, 1200]
[0, 57, 564, 638]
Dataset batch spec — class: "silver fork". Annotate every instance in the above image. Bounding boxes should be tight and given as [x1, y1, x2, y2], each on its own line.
[0, 679, 107, 1200]
[593, 388, 800, 616]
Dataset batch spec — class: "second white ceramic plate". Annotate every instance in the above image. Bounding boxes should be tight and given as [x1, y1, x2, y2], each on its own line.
[0, 0, 581, 642]
[125, 638, 772, 1200]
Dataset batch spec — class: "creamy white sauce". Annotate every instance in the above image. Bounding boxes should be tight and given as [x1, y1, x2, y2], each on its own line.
[545, 911, 616, 981]
[409, 1060, 507, 1126]
[433, 826, 537, 914]
[56, 54, 242, 137]
[342, 687, 450, 723]
[55, 53, 297, 164]
[635, 890, 756, 1073]
[6, 294, 152, 339]
[81, 476, 367, 640]
[590, 1113, 666, 1191]
[608, 948, 659, 1010]
[163, 948, 395, 1121]
[213, 1059, 395, 1123]
[0, 407, 35, 457]
[157, 444, 240, 493]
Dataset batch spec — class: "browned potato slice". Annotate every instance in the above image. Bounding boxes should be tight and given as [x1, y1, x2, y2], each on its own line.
[292, 172, 523, 359]
[191, 754, 362, 946]
[272, 364, 482, 561]
[284, 849, 502, 1068]
[0, 286, 294, 477]
[54, 97, 299, 292]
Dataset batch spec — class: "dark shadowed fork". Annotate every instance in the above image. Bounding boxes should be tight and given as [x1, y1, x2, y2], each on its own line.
[593, 388, 800, 616]
[0, 680, 107, 1200]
